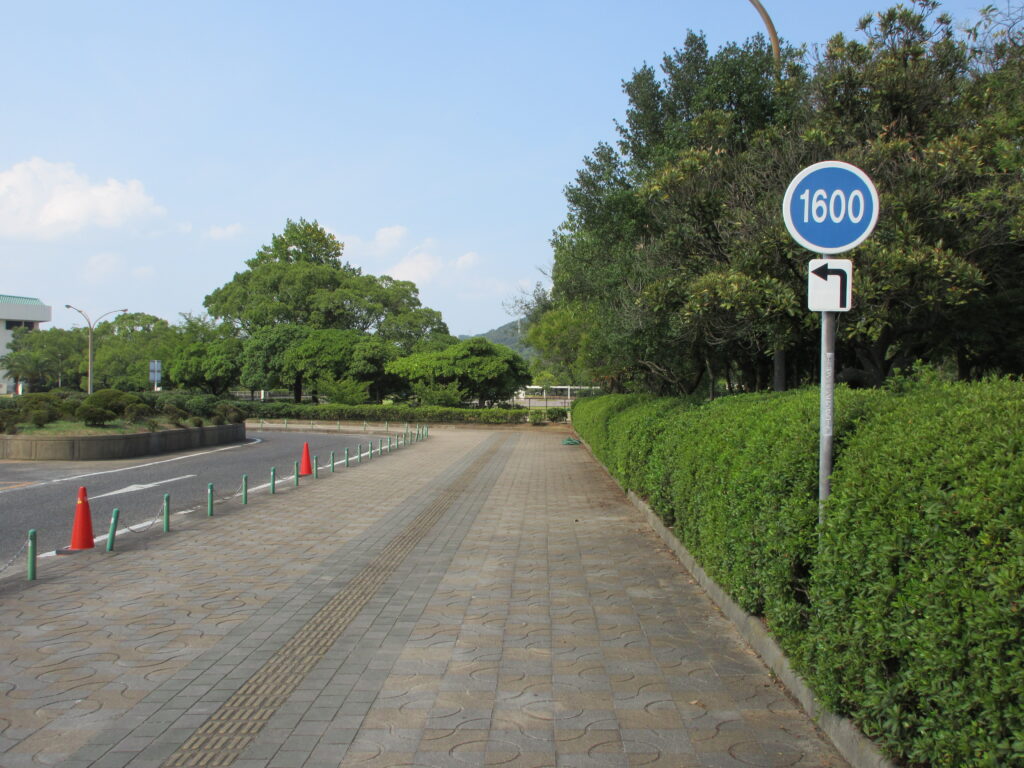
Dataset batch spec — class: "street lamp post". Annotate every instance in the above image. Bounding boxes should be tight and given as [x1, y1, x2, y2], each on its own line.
[65, 305, 128, 394]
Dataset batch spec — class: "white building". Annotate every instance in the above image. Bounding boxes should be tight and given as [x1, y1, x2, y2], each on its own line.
[0, 295, 52, 395]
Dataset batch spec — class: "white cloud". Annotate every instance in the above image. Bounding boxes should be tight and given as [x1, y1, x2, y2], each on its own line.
[387, 247, 444, 284]
[373, 225, 407, 252]
[341, 224, 408, 268]
[81, 252, 122, 284]
[0, 158, 165, 239]
[455, 251, 479, 270]
[131, 265, 155, 279]
[206, 223, 242, 239]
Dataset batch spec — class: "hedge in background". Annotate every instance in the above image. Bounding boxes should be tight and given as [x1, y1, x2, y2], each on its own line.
[238, 400, 529, 424]
[571, 380, 1023, 767]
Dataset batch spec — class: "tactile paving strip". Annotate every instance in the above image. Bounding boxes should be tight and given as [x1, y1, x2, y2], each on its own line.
[162, 438, 506, 768]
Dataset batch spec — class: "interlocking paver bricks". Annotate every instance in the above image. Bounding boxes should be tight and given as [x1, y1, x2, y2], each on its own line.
[0, 427, 849, 768]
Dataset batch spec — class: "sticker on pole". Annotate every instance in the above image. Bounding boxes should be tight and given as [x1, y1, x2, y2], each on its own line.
[783, 161, 879, 254]
[808, 259, 853, 312]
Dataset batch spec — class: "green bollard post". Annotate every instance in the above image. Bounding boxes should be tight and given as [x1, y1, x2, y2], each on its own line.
[344, 447, 349, 467]
[387, 436, 392, 454]
[330, 450, 336, 472]
[294, 461, 300, 486]
[271, 466, 277, 494]
[106, 508, 120, 551]
[357, 445, 362, 464]
[313, 456, 319, 479]
[285, 418, 288, 430]
[207, 484, 214, 516]
[379, 438, 384, 456]
[27, 529, 36, 581]
[242, 474, 248, 505]
[163, 493, 170, 532]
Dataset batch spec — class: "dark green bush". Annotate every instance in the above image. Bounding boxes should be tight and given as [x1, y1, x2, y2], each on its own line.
[28, 409, 53, 428]
[528, 410, 546, 425]
[184, 394, 222, 418]
[808, 378, 1024, 767]
[213, 402, 245, 424]
[78, 405, 117, 427]
[237, 401, 528, 424]
[123, 403, 155, 424]
[82, 388, 140, 416]
[16, 392, 61, 416]
[189, 416, 204, 428]
[162, 404, 188, 427]
[572, 381, 1024, 768]
[545, 407, 568, 423]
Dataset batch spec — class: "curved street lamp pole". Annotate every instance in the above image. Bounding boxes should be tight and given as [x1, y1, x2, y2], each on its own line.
[65, 305, 128, 394]
[746, 0, 781, 73]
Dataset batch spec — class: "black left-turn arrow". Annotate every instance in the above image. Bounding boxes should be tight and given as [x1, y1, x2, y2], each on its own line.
[811, 262, 849, 310]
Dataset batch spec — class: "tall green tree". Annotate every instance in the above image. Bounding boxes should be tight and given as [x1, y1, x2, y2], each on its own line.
[168, 316, 243, 395]
[91, 313, 180, 391]
[386, 337, 531, 405]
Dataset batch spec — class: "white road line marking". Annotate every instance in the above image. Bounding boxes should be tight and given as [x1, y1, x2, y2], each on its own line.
[89, 475, 196, 500]
[0, 439, 265, 496]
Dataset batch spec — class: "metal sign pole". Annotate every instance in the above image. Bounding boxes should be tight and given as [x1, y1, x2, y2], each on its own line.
[818, 311, 836, 522]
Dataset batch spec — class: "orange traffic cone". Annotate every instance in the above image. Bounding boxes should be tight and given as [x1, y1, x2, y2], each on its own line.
[67, 486, 95, 550]
[299, 442, 313, 476]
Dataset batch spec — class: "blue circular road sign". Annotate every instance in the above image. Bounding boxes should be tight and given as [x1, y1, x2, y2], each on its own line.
[783, 161, 879, 254]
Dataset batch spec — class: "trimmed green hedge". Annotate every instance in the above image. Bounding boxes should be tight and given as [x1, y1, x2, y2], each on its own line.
[571, 380, 1024, 768]
[238, 401, 529, 424]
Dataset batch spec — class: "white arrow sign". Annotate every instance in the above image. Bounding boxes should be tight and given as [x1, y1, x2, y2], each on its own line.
[808, 259, 853, 312]
[90, 475, 196, 500]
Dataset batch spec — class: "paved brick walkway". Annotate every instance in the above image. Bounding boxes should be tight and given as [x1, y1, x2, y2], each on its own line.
[0, 428, 847, 768]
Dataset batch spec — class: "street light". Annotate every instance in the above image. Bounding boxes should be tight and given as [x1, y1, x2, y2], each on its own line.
[746, 0, 781, 74]
[65, 305, 128, 394]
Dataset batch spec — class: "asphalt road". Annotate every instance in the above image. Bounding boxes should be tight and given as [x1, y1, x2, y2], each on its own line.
[0, 429, 396, 567]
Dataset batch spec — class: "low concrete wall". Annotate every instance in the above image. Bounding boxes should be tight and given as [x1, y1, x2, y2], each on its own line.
[0, 423, 246, 461]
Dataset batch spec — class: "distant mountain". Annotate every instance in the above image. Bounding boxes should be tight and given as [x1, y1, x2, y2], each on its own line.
[459, 318, 536, 359]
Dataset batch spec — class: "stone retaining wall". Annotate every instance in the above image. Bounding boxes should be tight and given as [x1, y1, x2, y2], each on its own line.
[0, 423, 246, 461]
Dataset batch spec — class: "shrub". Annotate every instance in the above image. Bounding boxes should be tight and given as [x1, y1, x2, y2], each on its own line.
[571, 382, 1024, 767]
[189, 416, 204, 428]
[808, 378, 1024, 767]
[163, 405, 188, 427]
[184, 394, 221, 418]
[155, 391, 191, 413]
[411, 382, 466, 407]
[78, 405, 116, 427]
[325, 378, 372, 405]
[545, 407, 568, 423]
[528, 410, 547, 425]
[213, 402, 245, 424]
[124, 403, 155, 424]
[235, 400, 528, 424]
[82, 388, 140, 416]
[210, 413, 225, 426]
[16, 392, 61, 416]
[28, 410, 52, 428]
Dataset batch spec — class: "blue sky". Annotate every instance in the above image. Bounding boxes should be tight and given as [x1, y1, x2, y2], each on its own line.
[1, 0, 988, 337]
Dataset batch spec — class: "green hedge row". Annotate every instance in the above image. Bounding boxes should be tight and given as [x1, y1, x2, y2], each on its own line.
[238, 400, 530, 424]
[571, 380, 1024, 768]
